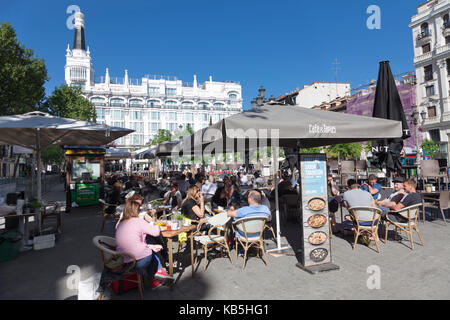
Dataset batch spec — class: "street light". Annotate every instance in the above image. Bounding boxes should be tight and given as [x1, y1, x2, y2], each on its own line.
[252, 85, 268, 109]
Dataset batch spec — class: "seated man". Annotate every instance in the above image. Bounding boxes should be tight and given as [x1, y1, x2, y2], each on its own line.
[162, 182, 182, 210]
[377, 177, 406, 219]
[386, 179, 422, 223]
[343, 179, 378, 241]
[327, 175, 341, 233]
[360, 174, 382, 201]
[227, 190, 271, 241]
[125, 175, 140, 191]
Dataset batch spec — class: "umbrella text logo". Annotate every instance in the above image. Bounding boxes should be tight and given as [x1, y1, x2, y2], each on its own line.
[308, 124, 337, 134]
[66, 5, 81, 30]
[366, 5, 381, 30]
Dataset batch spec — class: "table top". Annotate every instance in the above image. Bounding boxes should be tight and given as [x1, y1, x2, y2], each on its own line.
[160, 225, 196, 238]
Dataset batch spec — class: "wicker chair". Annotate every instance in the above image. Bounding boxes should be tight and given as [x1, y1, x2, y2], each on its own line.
[232, 216, 269, 269]
[384, 204, 424, 250]
[348, 206, 382, 253]
[92, 235, 144, 300]
[192, 212, 233, 271]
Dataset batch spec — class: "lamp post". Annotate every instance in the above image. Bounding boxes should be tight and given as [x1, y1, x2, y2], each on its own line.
[252, 85, 268, 109]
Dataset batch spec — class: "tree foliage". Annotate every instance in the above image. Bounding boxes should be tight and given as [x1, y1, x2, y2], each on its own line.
[421, 139, 439, 158]
[0, 22, 48, 115]
[41, 145, 64, 165]
[152, 129, 172, 146]
[299, 147, 322, 154]
[41, 85, 96, 122]
[325, 143, 362, 160]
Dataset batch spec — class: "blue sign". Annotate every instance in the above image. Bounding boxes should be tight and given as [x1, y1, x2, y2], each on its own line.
[303, 156, 326, 196]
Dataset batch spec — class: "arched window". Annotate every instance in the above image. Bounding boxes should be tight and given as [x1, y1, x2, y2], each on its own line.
[110, 98, 125, 107]
[214, 103, 225, 111]
[129, 99, 143, 107]
[228, 92, 239, 100]
[91, 97, 106, 106]
[444, 14, 450, 27]
[199, 102, 209, 110]
[420, 22, 430, 37]
[165, 100, 178, 109]
[181, 101, 194, 109]
[147, 100, 161, 108]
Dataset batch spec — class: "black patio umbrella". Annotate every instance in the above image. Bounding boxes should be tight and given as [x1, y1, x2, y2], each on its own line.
[371, 61, 410, 178]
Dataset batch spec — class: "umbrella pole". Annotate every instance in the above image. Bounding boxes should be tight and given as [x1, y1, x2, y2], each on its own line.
[36, 128, 42, 235]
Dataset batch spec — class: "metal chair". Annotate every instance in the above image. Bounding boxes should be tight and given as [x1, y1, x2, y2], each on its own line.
[384, 204, 424, 250]
[92, 235, 144, 300]
[420, 160, 444, 191]
[348, 206, 382, 253]
[422, 190, 448, 225]
[99, 199, 120, 233]
[232, 216, 269, 269]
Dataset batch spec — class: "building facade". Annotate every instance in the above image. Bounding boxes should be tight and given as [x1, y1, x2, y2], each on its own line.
[294, 82, 351, 109]
[64, 11, 243, 150]
[410, 0, 450, 159]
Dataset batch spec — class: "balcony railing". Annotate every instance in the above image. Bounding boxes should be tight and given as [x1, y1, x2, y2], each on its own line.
[418, 30, 431, 41]
[110, 103, 125, 107]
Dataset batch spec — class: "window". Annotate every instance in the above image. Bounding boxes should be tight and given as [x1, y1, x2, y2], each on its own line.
[199, 102, 209, 110]
[444, 14, 450, 28]
[447, 59, 450, 76]
[131, 134, 144, 145]
[446, 36, 450, 45]
[150, 111, 160, 121]
[110, 98, 125, 107]
[150, 123, 160, 132]
[424, 65, 433, 81]
[111, 110, 124, 120]
[428, 106, 437, 118]
[166, 101, 177, 109]
[148, 87, 160, 95]
[181, 101, 193, 109]
[91, 97, 106, 106]
[111, 121, 124, 128]
[95, 107, 105, 120]
[129, 110, 142, 120]
[129, 99, 143, 107]
[426, 85, 435, 97]
[429, 129, 440, 143]
[147, 100, 160, 108]
[422, 44, 431, 54]
[184, 113, 194, 122]
[228, 92, 238, 100]
[419, 23, 430, 39]
[167, 112, 177, 121]
[218, 114, 225, 120]
[166, 123, 178, 132]
[130, 122, 144, 133]
[214, 103, 225, 110]
[165, 88, 177, 96]
[202, 113, 209, 122]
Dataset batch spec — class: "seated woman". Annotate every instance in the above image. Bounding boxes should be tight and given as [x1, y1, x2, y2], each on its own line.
[181, 185, 209, 231]
[105, 182, 125, 215]
[211, 187, 228, 213]
[115, 196, 173, 289]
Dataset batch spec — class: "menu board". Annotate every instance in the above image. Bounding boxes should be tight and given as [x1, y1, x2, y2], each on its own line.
[299, 154, 333, 269]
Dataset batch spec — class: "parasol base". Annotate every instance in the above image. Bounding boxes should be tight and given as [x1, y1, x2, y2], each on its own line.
[296, 262, 340, 274]
[266, 246, 296, 257]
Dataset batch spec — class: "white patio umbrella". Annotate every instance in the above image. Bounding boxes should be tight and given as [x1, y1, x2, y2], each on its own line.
[0, 111, 133, 205]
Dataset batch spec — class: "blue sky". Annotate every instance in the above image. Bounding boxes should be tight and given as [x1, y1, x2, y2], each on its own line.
[1, 0, 424, 110]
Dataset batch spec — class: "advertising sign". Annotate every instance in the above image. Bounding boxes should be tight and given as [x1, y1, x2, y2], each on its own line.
[297, 154, 339, 274]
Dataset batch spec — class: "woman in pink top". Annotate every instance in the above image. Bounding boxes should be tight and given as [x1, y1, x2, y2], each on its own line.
[115, 196, 172, 288]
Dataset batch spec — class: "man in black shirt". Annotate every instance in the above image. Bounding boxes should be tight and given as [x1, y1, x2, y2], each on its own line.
[388, 179, 422, 223]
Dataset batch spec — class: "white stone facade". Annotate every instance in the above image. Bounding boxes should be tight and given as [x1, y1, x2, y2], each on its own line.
[410, 0, 450, 158]
[295, 82, 351, 109]
[64, 11, 242, 150]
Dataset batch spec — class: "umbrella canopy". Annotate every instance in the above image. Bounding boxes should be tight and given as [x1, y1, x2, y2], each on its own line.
[135, 146, 157, 160]
[0, 112, 133, 149]
[0, 111, 133, 206]
[173, 103, 403, 157]
[156, 139, 181, 158]
[371, 61, 410, 177]
[105, 148, 131, 160]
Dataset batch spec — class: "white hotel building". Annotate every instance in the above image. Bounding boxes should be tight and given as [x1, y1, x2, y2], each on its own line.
[64, 11, 242, 150]
[410, 0, 450, 159]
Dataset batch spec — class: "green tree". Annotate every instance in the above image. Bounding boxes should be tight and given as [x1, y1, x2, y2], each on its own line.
[325, 143, 362, 160]
[0, 22, 49, 115]
[41, 145, 65, 166]
[364, 141, 372, 153]
[209, 116, 213, 126]
[152, 129, 172, 146]
[299, 147, 322, 154]
[41, 85, 96, 122]
[421, 139, 439, 158]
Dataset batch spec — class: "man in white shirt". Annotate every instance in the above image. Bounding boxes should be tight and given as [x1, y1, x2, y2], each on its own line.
[201, 175, 217, 198]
